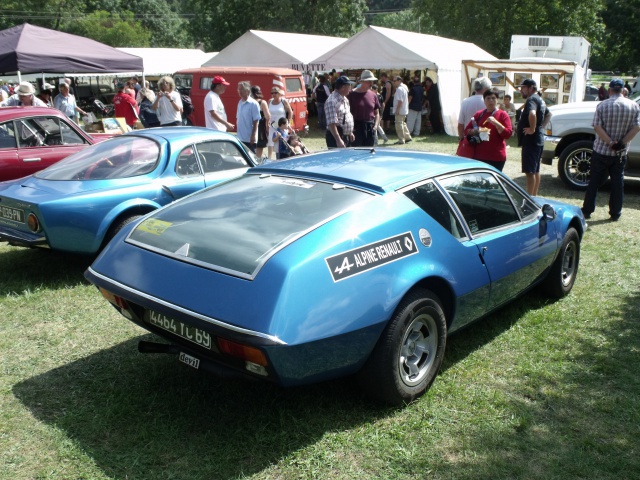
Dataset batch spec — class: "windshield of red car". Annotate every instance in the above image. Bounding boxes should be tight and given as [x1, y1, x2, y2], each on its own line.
[35, 136, 160, 180]
[127, 174, 372, 277]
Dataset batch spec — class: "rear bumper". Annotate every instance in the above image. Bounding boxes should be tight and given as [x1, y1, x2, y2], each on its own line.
[0, 225, 48, 248]
[542, 135, 562, 164]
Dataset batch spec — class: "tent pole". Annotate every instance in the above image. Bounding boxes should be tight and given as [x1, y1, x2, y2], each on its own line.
[17, 71, 21, 83]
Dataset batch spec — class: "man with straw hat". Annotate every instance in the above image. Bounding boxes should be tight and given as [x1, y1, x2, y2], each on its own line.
[0, 81, 47, 107]
[348, 70, 381, 147]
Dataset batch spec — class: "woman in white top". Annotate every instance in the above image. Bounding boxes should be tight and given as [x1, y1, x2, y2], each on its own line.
[267, 87, 292, 159]
[152, 76, 183, 126]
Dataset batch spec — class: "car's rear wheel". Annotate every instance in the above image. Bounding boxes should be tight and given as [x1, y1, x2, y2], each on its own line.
[543, 227, 580, 298]
[558, 140, 593, 190]
[358, 288, 447, 405]
[102, 214, 142, 251]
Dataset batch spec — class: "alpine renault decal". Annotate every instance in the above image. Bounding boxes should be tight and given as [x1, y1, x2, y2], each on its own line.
[325, 232, 419, 282]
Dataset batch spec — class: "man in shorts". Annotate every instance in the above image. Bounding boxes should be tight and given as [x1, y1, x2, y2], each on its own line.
[516, 79, 551, 195]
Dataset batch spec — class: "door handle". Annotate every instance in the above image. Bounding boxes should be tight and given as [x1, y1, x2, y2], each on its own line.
[23, 158, 42, 162]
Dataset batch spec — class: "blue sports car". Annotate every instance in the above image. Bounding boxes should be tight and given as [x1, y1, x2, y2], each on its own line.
[0, 127, 256, 254]
[86, 149, 586, 405]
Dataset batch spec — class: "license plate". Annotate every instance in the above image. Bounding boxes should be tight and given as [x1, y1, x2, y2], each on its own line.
[145, 310, 213, 350]
[0, 206, 24, 223]
[179, 352, 200, 369]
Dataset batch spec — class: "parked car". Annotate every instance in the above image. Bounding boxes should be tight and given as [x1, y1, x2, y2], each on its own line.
[86, 149, 586, 405]
[0, 127, 257, 254]
[542, 94, 640, 189]
[0, 106, 115, 181]
[584, 84, 599, 101]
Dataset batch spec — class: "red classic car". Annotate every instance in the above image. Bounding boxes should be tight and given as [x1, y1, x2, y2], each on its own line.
[0, 107, 115, 181]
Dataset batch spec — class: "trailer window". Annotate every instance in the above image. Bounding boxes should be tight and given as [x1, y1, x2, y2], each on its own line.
[285, 77, 303, 93]
[174, 74, 193, 90]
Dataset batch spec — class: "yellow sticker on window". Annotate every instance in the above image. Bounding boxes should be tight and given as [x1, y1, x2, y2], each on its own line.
[137, 218, 172, 235]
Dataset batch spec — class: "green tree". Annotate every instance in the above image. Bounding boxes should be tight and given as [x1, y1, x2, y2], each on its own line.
[370, 8, 433, 33]
[65, 10, 151, 46]
[593, 0, 640, 73]
[84, 0, 191, 47]
[185, 0, 367, 52]
[413, 0, 605, 59]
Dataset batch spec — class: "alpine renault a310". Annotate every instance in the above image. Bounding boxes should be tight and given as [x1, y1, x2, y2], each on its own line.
[86, 148, 586, 405]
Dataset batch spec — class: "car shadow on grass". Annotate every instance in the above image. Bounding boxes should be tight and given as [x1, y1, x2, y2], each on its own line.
[10, 283, 571, 479]
[0, 246, 92, 295]
[12, 331, 392, 479]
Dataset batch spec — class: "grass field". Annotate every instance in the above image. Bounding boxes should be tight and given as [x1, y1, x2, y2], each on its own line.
[1, 129, 639, 479]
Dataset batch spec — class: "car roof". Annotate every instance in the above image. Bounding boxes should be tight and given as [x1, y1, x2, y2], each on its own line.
[0, 106, 66, 120]
[252, 148, 484, 192]
[129, 126, 239, 143]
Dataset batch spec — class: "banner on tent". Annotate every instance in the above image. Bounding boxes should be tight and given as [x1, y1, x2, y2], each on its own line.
[291, 63, 326, 72]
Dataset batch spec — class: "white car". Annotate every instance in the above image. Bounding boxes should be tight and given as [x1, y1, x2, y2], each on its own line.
[542, 95, 640, 189]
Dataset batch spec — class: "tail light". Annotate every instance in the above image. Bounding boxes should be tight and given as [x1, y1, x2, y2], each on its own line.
[218, 338, 268, 367]
[27, 213, 40, 232]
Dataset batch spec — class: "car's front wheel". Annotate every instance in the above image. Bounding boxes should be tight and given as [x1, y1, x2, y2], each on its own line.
[558, 140, 593, 190]
[358, 288, 447, 405]
[542, 227, 580, 298]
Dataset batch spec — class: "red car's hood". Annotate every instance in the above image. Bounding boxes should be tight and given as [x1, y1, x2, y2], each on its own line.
[88, 132, 118, 143]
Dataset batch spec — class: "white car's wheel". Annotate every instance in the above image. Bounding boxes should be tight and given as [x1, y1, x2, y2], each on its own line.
[558, 140, 593, 190]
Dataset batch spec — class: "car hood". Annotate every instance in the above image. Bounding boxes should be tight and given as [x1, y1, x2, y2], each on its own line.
[549, 101, 597, 115]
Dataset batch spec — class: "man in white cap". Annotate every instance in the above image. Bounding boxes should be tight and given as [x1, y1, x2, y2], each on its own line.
[0, 81, 47, 107]
[458, 77, 492, 140]
[37, 83, 55, 107]
[348, 70, 381, 147]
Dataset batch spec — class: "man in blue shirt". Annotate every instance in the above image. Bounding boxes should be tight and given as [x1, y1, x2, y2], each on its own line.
[236, 81, 261, 153]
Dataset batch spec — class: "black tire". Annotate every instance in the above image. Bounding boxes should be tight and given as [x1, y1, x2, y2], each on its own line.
[358, 288, 447, 405]
[543, 227, 580, 298]
[102, 215, 142, 250]
[557, 140, 593, 190]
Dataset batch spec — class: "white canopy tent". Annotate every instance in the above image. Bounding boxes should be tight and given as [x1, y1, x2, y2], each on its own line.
[203, 30, 347, 72]
[314, 26, 497, 136]
[462, 57, 586, 103]
[116, 48, 218, 76]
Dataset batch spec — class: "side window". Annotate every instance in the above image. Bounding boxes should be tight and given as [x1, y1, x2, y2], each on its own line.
[0, 121, 17, 149]
[438, 172, 519, 235]
[500, 180, 538, 220]
[175, 146, 203, 177]
[285, 77, 303, 93]
[200, 77, 213, 90]
[15, 119, 44, 148]
[59, 118, 87, 145]
[404, 181, 466, 239]
[196, 141, 251, 173]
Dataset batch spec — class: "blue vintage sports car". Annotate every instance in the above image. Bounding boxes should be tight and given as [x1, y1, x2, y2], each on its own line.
[0, 127, 257, 254]
[86, 149, 586, 405]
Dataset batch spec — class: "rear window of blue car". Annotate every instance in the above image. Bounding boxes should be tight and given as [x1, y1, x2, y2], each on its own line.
[35, 136, 160, 180]
[127, 174, 372, 277]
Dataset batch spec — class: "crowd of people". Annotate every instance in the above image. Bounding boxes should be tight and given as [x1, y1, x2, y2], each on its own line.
[4, 71, 639, 220]
[309, 69, 444, 148]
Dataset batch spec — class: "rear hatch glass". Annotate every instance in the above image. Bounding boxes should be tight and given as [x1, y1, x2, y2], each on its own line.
[127, 174, 372, 278]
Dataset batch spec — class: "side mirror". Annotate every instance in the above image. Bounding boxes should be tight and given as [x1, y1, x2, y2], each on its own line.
[542, 204, 556, 221]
